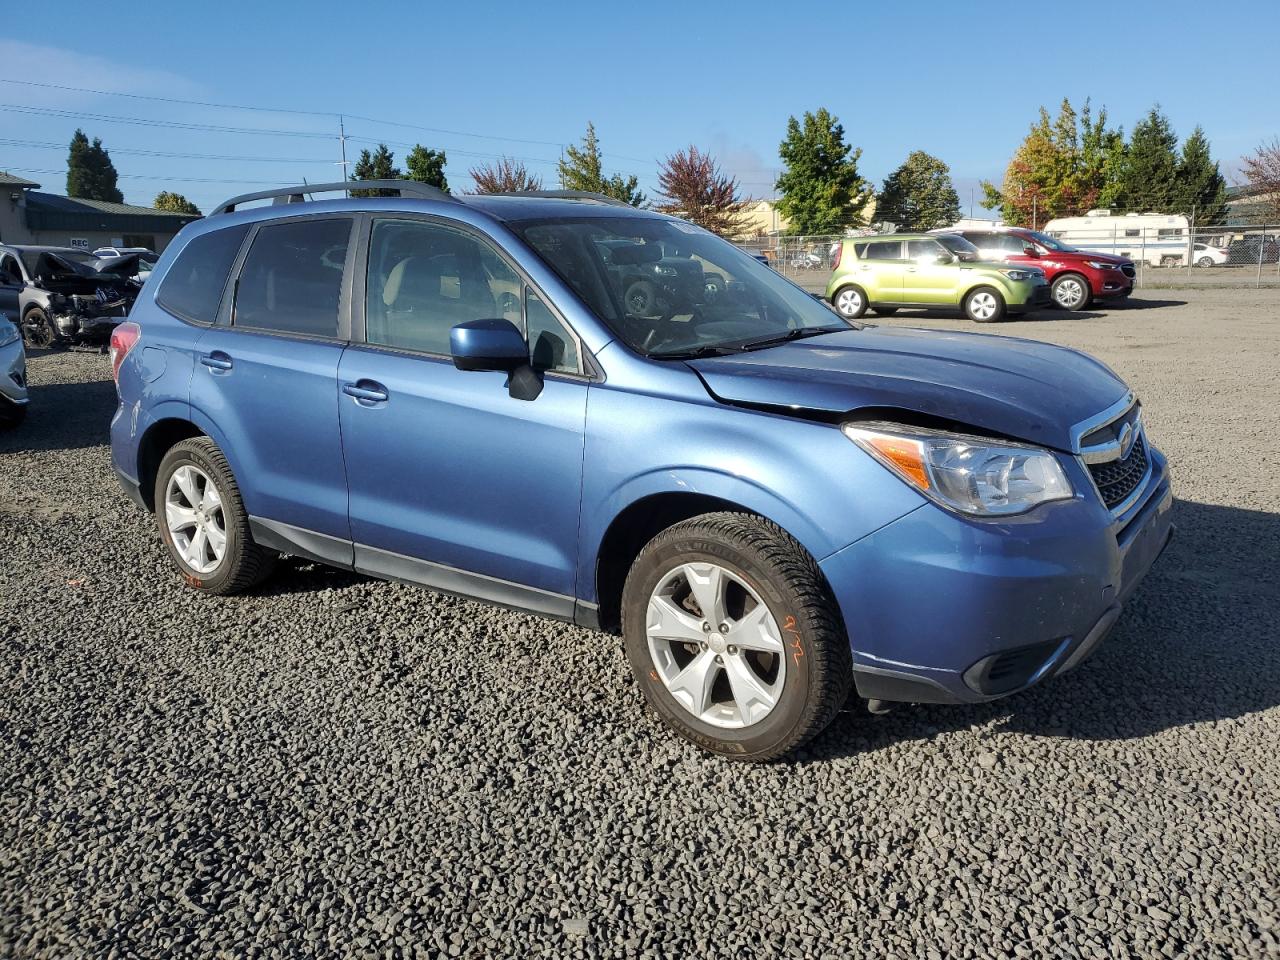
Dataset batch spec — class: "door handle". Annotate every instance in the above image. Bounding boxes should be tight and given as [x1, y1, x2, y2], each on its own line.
[906, 267, 918, 273]
[200, 352, 233, 371]
[343, 381, 389, 404]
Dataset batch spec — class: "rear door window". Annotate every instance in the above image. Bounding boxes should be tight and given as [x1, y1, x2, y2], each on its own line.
[156, 224, 251, 324]
[233, 218, 351, 338]
[859, 240, 903, 260]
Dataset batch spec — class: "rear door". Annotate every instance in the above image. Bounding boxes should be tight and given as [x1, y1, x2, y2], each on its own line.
[189, 216, 356, 555]
[0, 253, 21, 325]
[855, 239, 904, 302]
[337, 214, 588, 612]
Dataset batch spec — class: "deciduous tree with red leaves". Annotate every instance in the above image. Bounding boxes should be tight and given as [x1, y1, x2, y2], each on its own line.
[469, 157, 543, 194]
[1241, 138, 1280, 222]
[656, 146, 752, 238]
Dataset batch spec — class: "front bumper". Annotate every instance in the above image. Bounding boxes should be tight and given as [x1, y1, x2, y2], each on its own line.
[1092, 269, 1134, 298]
[0, 336, 29, 405]
[821, 444, 1173, 705]
[1008, 281, 1053, 312]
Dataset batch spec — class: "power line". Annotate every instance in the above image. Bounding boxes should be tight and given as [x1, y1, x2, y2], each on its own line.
[0, 103, 337, 139]
[4, 165, 281, 185]
[0, 137, 334, 164]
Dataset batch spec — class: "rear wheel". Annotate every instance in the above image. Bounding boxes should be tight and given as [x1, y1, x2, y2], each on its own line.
[622, 513, 853, 761]
[155, 437, 277, 594]
[832, 285, 868, 319]
[1196, 256, 1214, 268]
[964, 286, 1006, 323]
[1051, 273, 1090, 310]
[21, 307, 60, 349]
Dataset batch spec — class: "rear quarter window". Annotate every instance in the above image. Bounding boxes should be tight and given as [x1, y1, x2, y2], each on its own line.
[156, 224, 251, 324]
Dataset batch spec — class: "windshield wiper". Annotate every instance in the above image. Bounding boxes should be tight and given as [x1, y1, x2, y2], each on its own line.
[737, 324, 847, 352]
[651, 343, 747, 360]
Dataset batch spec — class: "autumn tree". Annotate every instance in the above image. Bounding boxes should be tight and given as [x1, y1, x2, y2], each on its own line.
[470, 157, 543, 194]
[655, 146, 752, 238]
[67, 129, 123, 203]
[350, 143, 401, 197]
[153, 191, 202, 216]
[775, 108, 872, 234]
[876, 151, 960, 230]
[1241, 138, 1280, 221]
[406, 145, 449, 193]
[558, 122, 645, 206]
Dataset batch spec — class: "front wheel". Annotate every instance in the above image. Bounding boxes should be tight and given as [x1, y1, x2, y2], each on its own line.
[964, 286, 1006, 323]
[155, 437, 277, 594]
[622, 513, 853, 761]
[22, 308, 61, 350]
[1051, 273, 1091, 310]
[831, 285, 868, 319]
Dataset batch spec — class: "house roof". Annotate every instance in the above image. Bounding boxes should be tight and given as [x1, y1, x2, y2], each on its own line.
[23, 192, 199, 233]
[0, 171, 41, 188]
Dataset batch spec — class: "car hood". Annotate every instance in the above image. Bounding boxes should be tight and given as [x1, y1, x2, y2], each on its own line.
[687, 327, 1129, 452]
[1054, 249, 1131, 266]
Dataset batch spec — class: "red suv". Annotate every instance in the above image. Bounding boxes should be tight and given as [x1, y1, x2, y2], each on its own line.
[950, 228, 1135, 310]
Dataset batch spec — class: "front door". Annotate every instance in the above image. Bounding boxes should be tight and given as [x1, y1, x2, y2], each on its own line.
[338, 216, 588, 616]
[0, 253, 23, 325]
[189, 216, 356, 552]
[903, 238, 960, 304]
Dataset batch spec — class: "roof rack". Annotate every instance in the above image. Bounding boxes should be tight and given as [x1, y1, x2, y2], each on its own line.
[490, 189, 634, 208]
[211, 180, 454, 215]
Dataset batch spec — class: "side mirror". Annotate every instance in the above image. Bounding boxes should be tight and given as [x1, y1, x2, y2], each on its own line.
[1022, 245, 1039, 257]
[935, 253, 955, 264]
[450, 318, 527, 372]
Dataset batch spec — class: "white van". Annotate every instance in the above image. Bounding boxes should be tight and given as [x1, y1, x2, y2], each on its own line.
[1042, 210, 1191, 266]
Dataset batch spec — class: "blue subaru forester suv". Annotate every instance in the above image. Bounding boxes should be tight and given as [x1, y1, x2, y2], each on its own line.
[110, 181, 1173, 760]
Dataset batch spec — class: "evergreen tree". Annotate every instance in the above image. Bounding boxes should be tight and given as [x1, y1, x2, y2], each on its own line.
[1112, 106, 1179, 211]
[66, 129, 123, 203]
[350, 144, 401, 197]
[774, 108, 872, 234]
[557, 123, 645, 206]
[405, 145, 449, 193]
[876, 151, 960, 230]
[153, 191, 202, 216]
[1173, 126, 1227, 223]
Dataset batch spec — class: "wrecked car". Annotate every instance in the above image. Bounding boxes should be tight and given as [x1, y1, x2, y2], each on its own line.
[0, 245, 143, 349]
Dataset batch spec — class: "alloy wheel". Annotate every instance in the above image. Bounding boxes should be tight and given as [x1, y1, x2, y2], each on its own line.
[969, 290, 999, 320]
[1054, 277, 1085, 309]
[165, 465, 227, 575]
[645, 562, 786, 729]
[835, 288, 862, 317]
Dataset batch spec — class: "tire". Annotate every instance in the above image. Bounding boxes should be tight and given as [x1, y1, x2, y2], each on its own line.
[870, 306, 899, 316]
[1050, 273, 1091, 311]
[621, 512, 853, 761]
[0, 401, 26, 430]
[831, 285, 868, 319]
[963, 286, 1006, 323]
[624, 280, 658, 316]
[21, 307, 61, 350]
[1197, 256, 1214, 268]
[154, 437, 278, 595]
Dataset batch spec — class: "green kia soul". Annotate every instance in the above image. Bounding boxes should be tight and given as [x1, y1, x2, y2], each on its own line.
[826, 233, 1052, 323]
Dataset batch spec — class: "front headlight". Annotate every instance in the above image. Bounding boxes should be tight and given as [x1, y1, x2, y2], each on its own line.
[1086, 261, 1117, 270]
[0, 321, 18, 347]
[843, 423, 1073, 516]
[1003, 269, 1033, 281]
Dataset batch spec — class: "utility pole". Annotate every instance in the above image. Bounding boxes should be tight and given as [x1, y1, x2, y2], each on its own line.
[338, 115, 349, 178]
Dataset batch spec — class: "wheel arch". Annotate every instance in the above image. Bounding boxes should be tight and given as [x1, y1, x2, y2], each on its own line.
[135, 417, 206, 511]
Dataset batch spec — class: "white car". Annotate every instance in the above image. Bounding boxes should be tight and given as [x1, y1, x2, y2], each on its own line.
[1192, 243, 1228, 267]
[0, 319, 29, 429]
[93, 247, 158, 281]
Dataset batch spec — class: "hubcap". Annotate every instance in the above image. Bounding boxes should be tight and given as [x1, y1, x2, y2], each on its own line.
[1055, 278, 1084, 308]
[165, 465, 227, 575]
[645, 562, 786, 729]
[970, 291, 998, 320]
[835, 289, 862, 316]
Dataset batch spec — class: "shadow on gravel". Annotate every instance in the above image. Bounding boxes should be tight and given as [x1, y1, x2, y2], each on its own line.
[253, 557, 373, 597]
[1112, 297, 1187, 310]
[799, 497, 1280, 762]
[0, 375, 116, 454]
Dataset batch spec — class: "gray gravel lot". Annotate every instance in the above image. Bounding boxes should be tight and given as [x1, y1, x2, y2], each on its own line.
[2, 289, 1279, 959]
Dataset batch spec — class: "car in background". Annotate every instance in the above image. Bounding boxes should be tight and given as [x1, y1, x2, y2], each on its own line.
[1227, 236, 1280, 265]
[0, 318, 29, 428]
[0, 244, 145, 348]
[1192, 243, 1229, 267]
[945, 228, 1135, 310]
[110, 181, 1172, 761]
[94, 247, 159, 282]
[826, 232, 1050, 322]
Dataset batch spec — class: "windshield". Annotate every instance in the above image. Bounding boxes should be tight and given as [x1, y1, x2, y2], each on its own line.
[1026, 230, 1076, 253]
[512, 216, 852, 358]
[936, 234, 980, 260]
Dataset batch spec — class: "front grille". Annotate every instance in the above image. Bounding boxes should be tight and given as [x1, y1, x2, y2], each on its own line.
[1120, 264, 1136, 279]
[1088, 433, 1149, 509]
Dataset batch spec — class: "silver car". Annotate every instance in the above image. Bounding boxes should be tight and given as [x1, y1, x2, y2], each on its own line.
[0, 319, 28, 428]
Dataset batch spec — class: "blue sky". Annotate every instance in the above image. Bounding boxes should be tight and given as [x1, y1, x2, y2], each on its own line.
[4, 0, 1277, 214]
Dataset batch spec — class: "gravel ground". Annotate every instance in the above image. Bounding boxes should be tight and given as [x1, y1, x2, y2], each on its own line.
[2, 289, 1278, 959]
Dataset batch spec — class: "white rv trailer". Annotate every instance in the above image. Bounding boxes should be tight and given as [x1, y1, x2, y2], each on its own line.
[1042, 210, 1191, 266]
